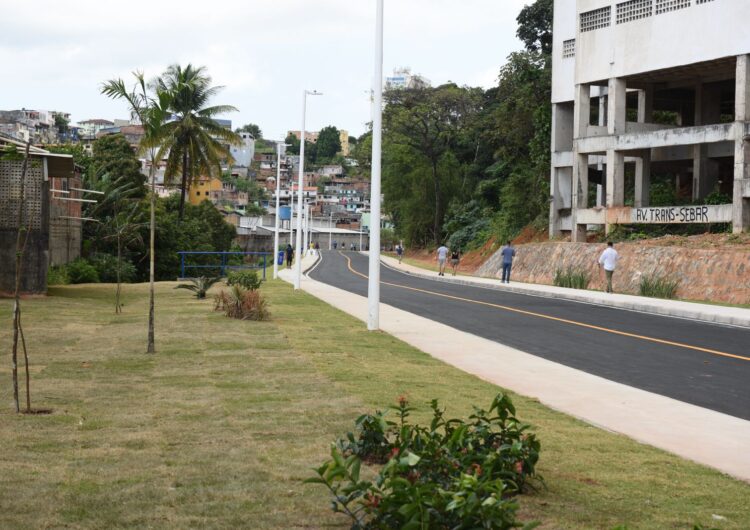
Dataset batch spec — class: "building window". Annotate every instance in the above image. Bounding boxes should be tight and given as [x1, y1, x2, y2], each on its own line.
[616, 0, 652, 23]
[562, 39, 576, 58]
[695, 0, 713, 3]
[580, 6, 611, 32]
[655, 0, 690, 14]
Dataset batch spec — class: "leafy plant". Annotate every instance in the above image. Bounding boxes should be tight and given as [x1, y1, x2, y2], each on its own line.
[66, 259, 100, 284]
[307, 394, 541, 529]
[639, 273, 680, 299]
[227, 269, 262, 291]
[553, 267, 590, 289]
[174, 276, 221, 299]
[214, 285, 270, 321]
[88, 253, 137, 283]
[47, 266, 70, 286]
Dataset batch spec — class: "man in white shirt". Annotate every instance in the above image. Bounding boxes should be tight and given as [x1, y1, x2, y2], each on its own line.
[436, 244, 449, 276]
[598, 241, 620, 293]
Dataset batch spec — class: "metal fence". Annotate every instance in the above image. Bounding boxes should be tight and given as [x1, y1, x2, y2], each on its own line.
[177, 251, 272, 279]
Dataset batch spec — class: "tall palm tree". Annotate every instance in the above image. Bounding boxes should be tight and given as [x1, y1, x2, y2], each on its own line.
[101, 72, 172, 353]
[155, 64, 242, 219]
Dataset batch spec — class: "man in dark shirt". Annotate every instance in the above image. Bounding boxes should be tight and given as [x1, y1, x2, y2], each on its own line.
[500, 241, 516, 284]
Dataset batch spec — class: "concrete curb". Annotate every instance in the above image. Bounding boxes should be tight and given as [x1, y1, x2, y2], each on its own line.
[377, 254, 750, 328]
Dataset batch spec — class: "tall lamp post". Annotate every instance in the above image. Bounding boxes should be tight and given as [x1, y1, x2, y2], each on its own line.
[294, 89, 322, 289]
[273, 141, 290, 279]
[367, 0, 384, 330]
[328, 212, 333, 250]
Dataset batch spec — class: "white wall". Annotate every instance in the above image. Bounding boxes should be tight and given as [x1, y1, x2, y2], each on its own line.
[575, 0, 750, 85]
[552, 0, 578, 103]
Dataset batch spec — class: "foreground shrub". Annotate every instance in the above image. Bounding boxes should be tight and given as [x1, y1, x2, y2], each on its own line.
[175, 276, 221, 299]
[47, 266, 70, 286]
[227, 269, 262, 291]
[639, 273, 680, 299]
[214, 285, 270, 321]
[553, 266, 590, 289]
[307, 394, 541, 529]
[89, 253, 137, 283]
[66, 259, 100, 284]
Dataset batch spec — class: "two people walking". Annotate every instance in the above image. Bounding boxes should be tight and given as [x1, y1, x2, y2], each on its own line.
[435, 244, 461, 276]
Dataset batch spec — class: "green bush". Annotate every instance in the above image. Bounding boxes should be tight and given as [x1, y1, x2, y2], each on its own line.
[307, 394, 541, 529]
[47, 266, 70, 286]
[639, 273, 680, 299]
[66, 259, 100, 284]
[553, 267, 590, 289]
[89, 253, 138, 283]
[227, 269, 262, 291]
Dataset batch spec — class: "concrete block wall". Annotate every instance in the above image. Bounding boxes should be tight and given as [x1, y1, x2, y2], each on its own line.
[477, 241, 750, 305]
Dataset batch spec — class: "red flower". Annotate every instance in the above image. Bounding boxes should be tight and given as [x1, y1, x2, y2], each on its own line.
[515, 461, 524, 474]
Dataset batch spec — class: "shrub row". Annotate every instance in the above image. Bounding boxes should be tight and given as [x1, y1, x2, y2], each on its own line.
[553, 266, 590, 290]
[48, 254, 137, 285]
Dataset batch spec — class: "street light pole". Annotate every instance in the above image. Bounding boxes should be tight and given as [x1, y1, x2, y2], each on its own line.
[273, 141, 290, 280]
[294, 89, 321, 290]
[367, 0, 383, 330]
[328, 212, 333, 250]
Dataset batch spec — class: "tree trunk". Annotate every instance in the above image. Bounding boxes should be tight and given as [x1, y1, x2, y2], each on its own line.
[178, 150, 188, 220]
[432, 158, 441, 245]
[11, 142, 31, 413]
[115, 236, 122, 314]
[147, 161, 156, 354]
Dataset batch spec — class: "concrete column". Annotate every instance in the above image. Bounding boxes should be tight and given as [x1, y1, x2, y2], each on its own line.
[571, 153, 588, 242]
[637, 86, 653, 123]
[573, 84, 590, 139]
[635, 150, 651, 208]
[606, 149, 625, 207]
[549, 165, 560, 238]
[607, 78, 627, 135]
[733, 54, 750, 233]
[736, 55, 750, 122]
[733, 139, 750, 233]
[692, 145, 718, 201]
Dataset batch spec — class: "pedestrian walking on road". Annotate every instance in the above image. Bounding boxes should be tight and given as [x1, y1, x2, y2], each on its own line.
[598, 241, 620, 293]
[285, 244, 294, 267]
[436, 243, 449, 276]
[500, 240, 516, 284]
[450, 248, 460, 276]
[396, 243, 404, 264]
[333, 240, 337, 250]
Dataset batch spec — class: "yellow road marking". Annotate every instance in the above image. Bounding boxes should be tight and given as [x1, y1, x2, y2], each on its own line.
[339, 252, 750, 363]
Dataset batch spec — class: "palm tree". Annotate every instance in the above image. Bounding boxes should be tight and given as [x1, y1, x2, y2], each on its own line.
[101, 72, 172, 353]
[155, 64, 242, 219]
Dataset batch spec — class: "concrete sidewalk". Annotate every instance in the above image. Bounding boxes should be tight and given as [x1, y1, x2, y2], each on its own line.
[279, 257, 750, 483]
[377, 253, 750, 328]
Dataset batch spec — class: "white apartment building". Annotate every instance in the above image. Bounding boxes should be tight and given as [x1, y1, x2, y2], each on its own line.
[549, 0, 750, 239]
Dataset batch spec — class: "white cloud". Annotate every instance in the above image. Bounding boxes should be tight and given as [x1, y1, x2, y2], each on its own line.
[1, 0, 528, 139]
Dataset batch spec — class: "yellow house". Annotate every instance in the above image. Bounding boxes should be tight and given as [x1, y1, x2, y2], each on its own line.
[189, 176, 223, 205]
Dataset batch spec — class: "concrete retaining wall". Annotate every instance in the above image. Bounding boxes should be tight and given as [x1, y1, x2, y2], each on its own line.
[477, 242, 750, 305]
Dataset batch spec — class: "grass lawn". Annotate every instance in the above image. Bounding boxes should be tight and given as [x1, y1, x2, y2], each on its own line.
[0, 280, 748, 529]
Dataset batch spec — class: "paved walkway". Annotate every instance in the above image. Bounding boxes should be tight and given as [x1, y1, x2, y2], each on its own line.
[381, 254, 750, 328]
[280, 253, 750, 482]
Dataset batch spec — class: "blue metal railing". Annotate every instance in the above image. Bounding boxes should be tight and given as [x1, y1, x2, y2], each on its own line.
[177, 251, 272, 279]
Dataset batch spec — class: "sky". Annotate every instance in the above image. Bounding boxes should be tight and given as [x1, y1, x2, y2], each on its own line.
[1, 0, 530, 141]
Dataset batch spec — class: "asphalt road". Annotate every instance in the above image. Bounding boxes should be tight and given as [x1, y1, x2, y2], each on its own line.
[309, 250, 750, 421]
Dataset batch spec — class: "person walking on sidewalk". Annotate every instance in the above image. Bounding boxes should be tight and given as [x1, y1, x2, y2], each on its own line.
[598, 241, 620, 293]
[500, 240, 516, 284]
[436, 243, 449, 276]
[450, 248, 460, 276]
[285, 243, 294, 267]
[396, 243, 404, 264]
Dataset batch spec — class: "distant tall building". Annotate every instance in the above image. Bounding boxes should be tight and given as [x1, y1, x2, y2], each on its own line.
[230, 132, 256, 167]
[385, 67, 430, 90]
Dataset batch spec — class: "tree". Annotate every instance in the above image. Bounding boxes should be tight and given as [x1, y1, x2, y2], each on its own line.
[91, 134, 146, 198]
[383, 84, 483, 244]
[236, 123, 262, 139]
[54, 113, 70, 133]
[102, 206, 145, 313]
[155, 64, 242, 219]
[101, 70, 173, 354]
[516, 0, 553, 55]
[285, 133, 300, 155]
[315, 126, 341, 162]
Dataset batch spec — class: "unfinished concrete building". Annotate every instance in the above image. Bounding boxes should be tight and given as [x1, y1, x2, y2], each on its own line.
[550, 0, 750, 239]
